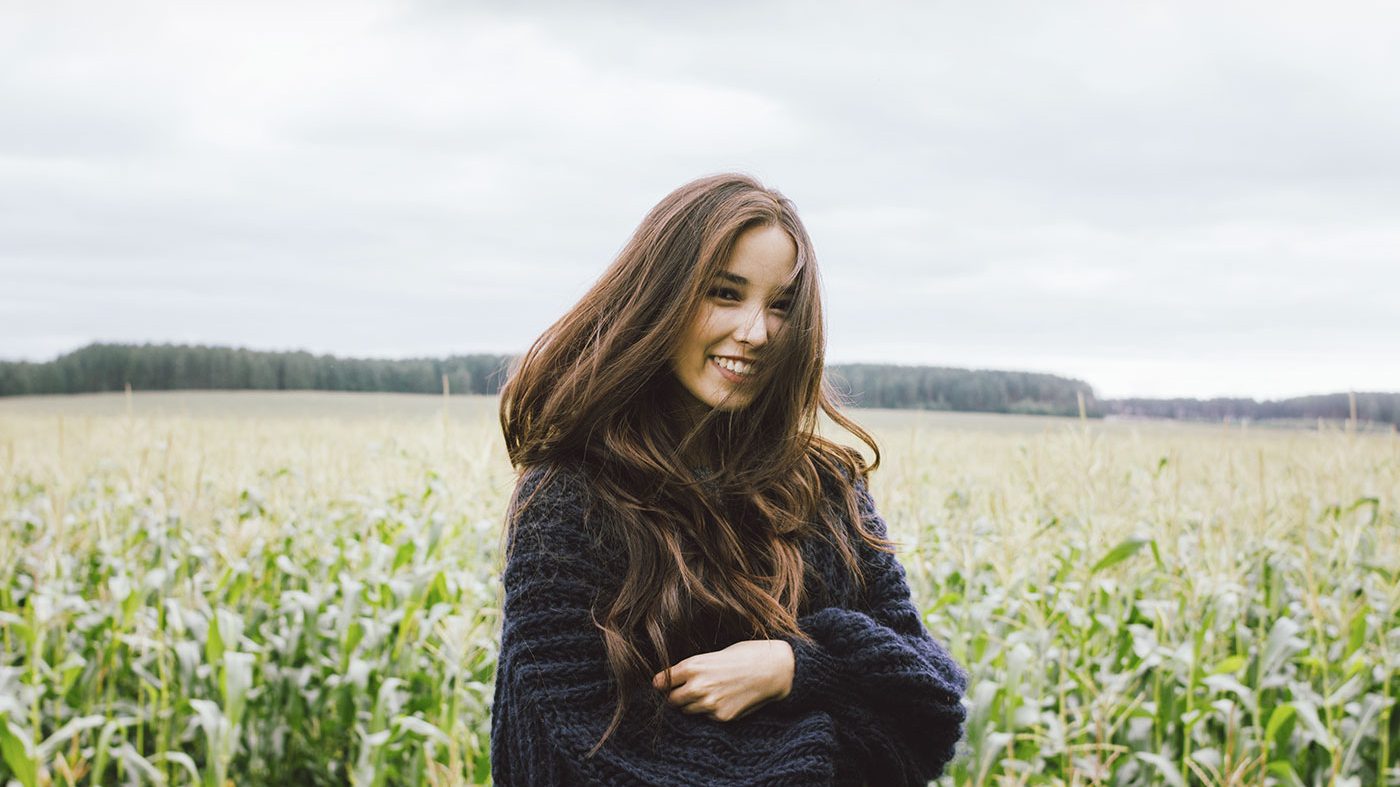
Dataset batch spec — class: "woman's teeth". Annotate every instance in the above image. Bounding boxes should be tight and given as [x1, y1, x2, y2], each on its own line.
[710, 356, 753, 376]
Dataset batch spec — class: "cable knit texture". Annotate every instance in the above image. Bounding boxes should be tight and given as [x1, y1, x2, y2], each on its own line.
[490, 462, 968, 786]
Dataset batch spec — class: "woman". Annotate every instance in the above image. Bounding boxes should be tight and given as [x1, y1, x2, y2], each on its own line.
[491, 173, 968, 785]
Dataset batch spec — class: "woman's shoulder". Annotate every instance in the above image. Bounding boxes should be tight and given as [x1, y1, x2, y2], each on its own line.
[514, 458, 593, 506]
[812, 455, 878, 513]
[507, 458, 615, 560]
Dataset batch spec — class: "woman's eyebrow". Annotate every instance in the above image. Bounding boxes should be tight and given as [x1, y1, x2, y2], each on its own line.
[716, 270, 797, 295]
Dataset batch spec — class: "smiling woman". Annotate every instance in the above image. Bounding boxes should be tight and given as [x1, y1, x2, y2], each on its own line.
[492, 173, 968, 785]
[670, 224, 798, 414]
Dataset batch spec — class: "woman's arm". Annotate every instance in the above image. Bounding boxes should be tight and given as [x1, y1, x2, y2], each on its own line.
[493, 466, 840, 786]
[772, 477, 968, 785]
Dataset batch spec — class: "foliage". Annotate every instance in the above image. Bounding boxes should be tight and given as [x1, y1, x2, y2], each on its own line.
[827, 363, 1098, 417]
[0, 408, 509, 785]
[7, 344, 1398, 428]
[894, 424, 1400, 785]
[0, 398, 1396, 785]
[0, 344, 1101, 418]
[1109, 394, 1400, 428]
[0, 343, 513, 399]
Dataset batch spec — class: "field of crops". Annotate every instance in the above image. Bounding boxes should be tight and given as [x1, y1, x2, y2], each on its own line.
[1, 392, 1396, 785]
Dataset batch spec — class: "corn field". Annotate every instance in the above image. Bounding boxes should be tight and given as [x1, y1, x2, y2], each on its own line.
[0, 392, 1396, 785]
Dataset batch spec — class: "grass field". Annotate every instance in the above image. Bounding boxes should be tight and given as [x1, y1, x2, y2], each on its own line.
[1, 391, 1396, 785]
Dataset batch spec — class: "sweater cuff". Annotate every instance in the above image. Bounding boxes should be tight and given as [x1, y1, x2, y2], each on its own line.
[775, 629, 843, 712]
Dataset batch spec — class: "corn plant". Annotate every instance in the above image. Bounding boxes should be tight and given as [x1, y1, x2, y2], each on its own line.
[0, 395, 1395, 785]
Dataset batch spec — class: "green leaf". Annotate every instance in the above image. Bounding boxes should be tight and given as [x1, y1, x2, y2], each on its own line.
[0, 615, 36, 649]
[38, 714, 107, 759]
[206, 610, 225, 665]
[1291, 699, 1336, 751]
[1135, 752, 1185, 787]
[221, 651, 256, 730]
[151, 750, 201, 783]
[1210, 655, 1248, 674]
[1266, 760, 1305, 787]
[1265, 703, 1295, 743]
[0, 717, 38, 787]
[59, 654, 86, 696]
[1346, 608, 1368, 656]
[90, 716, 138, 784]
[1148, 538, 1165, 570]
[1091, 537, 1150, 574]
[425, 571, 450, 608]
[393, 540, 417, 570]
[1259, 617, 1305, 678]
[344, 620, 366, 656]
[112, 741, 164, 782]
[927, 591, 963, 612]
[225, 570, 251, 606]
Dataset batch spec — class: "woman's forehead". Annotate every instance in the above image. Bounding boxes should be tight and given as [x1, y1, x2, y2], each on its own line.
[717, 225, 797, 292]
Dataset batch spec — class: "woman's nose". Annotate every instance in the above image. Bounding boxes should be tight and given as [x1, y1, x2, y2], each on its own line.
[734, 306, 768, 346]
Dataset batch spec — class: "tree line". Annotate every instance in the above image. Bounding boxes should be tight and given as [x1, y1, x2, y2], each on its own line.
[826, 363, 1098, 416]
[0, 343, 511, 399]
[1109, 394, 1400, 427]
[0, 343, 1099, 416]
[2, 343, 1396, 426]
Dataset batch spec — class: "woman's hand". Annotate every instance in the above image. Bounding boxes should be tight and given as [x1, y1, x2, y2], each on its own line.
[652, 639, 795, 722]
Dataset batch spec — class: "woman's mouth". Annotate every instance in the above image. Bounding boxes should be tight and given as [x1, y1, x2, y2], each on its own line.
[709, 355, 754, 383]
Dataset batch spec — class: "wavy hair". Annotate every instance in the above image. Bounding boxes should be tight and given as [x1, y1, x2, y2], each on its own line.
[499, 173, 887, 752]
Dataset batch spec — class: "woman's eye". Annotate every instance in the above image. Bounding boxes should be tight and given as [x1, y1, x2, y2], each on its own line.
[770, 300, 792, 313]
[709, 286, 742, 302]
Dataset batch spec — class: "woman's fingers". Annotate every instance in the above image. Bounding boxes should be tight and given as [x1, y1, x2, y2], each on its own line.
[654, 642, 785, 723]
[663, 680, 701, 707]
[652, 662, 692, 690]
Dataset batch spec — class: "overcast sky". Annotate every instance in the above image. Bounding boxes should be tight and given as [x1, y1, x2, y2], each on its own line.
[3, 1, 1397, 399]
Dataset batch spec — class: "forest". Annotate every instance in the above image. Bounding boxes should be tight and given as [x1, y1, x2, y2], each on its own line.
[2, 342, 1396, 425]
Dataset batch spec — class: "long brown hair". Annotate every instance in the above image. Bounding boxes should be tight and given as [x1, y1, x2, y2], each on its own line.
[499, 173, 888, 752]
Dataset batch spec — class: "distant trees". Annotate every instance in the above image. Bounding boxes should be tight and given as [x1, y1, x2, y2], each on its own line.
[0, 344, 1097, 416]
[826, 364, 1098, 417]
[4, 343, 1396, 426]
[0, 343, 512, 397]
[0, 344, 1098, 415]
[1108, 393, 1400, 426]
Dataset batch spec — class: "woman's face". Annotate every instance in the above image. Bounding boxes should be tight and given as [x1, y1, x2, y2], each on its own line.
[670, 223, 798, 413]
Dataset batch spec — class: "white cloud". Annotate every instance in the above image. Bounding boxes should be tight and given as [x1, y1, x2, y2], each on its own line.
[2, 0, 1398, 399]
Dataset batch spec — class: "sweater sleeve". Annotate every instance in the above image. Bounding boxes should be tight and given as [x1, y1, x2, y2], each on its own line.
[773, 478, 968, 785]
[492, 465, 841, 787]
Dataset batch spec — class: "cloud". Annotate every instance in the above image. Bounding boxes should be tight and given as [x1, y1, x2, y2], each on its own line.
[2, 0, 1397, 398]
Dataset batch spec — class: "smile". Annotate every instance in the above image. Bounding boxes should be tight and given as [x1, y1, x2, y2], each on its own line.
[709, 355, 754, 380]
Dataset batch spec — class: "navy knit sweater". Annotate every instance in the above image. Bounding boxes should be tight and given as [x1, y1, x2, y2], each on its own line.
[490, 462, 968, 786]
